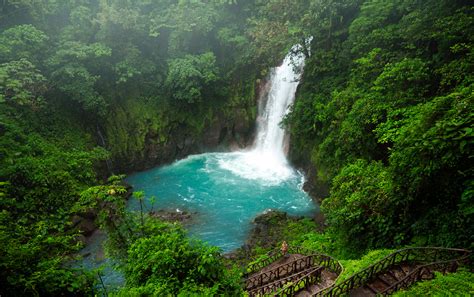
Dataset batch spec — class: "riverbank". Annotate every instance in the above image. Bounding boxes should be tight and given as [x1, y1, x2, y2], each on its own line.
[225, 210, 325, 268]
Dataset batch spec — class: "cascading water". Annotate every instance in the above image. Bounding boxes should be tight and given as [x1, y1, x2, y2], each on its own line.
[80, 45, 316, 288]
[217, 45, 306, 184]
[127, 45, 314, 251]
[254, 45, 305, 155]
[131, 44, 313, 245]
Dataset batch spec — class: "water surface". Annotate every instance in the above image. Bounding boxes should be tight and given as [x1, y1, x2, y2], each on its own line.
[127, 45, 314, 251]
[77, 42, 315, 288]
[126, 151, 317, 251]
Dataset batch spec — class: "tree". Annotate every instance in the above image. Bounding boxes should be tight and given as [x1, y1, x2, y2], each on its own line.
[322, 160, 396, 251]
[119, 221, 242, 296]
[0, 59, 47, 106]
[165, 52, 218, 104]
[48, 41, 112, 116]
[0, 24, 48, 63]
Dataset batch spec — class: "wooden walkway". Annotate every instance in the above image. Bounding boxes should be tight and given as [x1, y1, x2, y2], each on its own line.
[244, 246, 342, 296]
[244, 246, 471, 296]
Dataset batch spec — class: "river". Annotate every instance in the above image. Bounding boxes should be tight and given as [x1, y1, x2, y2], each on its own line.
[79, 44, 317, 288]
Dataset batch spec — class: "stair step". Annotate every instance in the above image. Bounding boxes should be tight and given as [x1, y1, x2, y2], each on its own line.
[401, 264, 412, 274]
[247, 265, 320, 295]
[295, 289, 312, 297]
[376, 275, 392, 287]
[245, 254, 316, 291]
[371, 278, 390, 292]
[386, 269, 400, 282]
[420, 267, 434, 280]
[350, 287, 376, 297]
[365, 283, 379, 294]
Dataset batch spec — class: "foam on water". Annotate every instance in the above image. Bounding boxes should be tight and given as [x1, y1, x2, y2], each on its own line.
[79, 43, 315, 287]
[126, 152, 317, 252]
[253, 44, 305, 157]
[216, 151, 294, 185]
[127, 44, 312, 251]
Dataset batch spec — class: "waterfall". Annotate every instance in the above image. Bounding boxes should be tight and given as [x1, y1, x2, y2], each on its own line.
[97, 124, 114, 174]
[77, 45, 313, 283]
[253, 45, 306, 161]
[217, 45, 306, 184]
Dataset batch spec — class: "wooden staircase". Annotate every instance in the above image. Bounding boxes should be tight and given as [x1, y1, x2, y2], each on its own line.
[247, 265, 323, 296]
[245, 254, 309, 292]
[317, 247, 471, 296]
[296, 269, 338, 297]
[244, 247, 342, 296]
[244, 247, 470, 296]
[349, 264, 418, 296]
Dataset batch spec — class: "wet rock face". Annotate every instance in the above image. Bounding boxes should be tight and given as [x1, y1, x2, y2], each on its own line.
[71, 210, 98, 237]
[301, 164, 329, 204]
[245, 210, 302, 250]
[150, 209, 196, 225]
[224, 210, 312, 265]
[287, 144, 329, 204]
[110, 108, 256, 174]
[108, 77, 268, 174]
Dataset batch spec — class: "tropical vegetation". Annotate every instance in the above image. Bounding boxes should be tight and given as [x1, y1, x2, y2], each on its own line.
[0, 0, 472, 295]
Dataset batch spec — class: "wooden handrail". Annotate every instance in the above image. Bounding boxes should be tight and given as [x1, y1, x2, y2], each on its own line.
[244, 246, 343, 295]
[248, 266, 324, 296]
[245, 249, 283, 276]
[276, 265, 324, 296]
[245, 254, 314, 290]
[245, 246, 343, 276]
[380, 252, 471, 295]
[244, 246, 470, 296]
[315, 247, 471, 296]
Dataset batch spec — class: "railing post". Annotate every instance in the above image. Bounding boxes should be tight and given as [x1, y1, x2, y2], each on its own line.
[432, 249, 439, 263]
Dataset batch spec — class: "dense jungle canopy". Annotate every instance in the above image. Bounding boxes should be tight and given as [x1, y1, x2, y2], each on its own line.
[0, 0, 472, 296]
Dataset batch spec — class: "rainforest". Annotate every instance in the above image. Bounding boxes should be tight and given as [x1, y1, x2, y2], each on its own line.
[0, 0, 473, 296]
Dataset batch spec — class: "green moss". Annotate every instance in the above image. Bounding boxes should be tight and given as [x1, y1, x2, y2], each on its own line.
[392, 269, 474, 296]
[336, 249, 395, 284]
[223, 75, 258, 125]
[105, 75, 259, 167]
[105, 97, 169, 163]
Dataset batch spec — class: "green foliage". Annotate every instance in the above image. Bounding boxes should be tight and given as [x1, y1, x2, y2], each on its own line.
[104, 97, 171, 168]
[0, 170, 97, 296]
[372, 58, 430, 105]
[0, 24, 49, 63]
[102, 216, 243, 296]
[76, 180, 243, 296]
[386, 85, 474, 249]
[0, 59, 47, 106]
[114, 46, 156, 84]
[52, 64, 107, 116]
[336, 249, 395, 283]
[0, 109, 108, 215]
[287, 0, 474, 253]
[48, 41, 112, 116]
[2, 0, 472, 295]
[0, 104, 108, 295]
[288, 229, 344, 258]
[126, 232, 223, 292]
[150, 1, 220, 56]
[49, 41, 112, 65]
[1, 0, 268, 169]
[166, 52, 218, 104]
[0, 1, 278, 295]
[322, 160, 396, 251]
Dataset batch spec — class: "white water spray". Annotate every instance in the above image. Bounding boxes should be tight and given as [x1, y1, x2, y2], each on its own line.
[218, 45, 306, 184]
[78, 45, 312, 284]
[254, 46, 305, 160]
